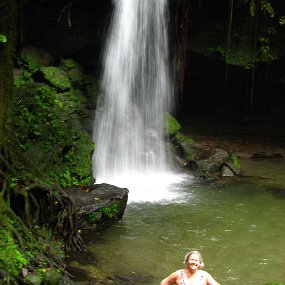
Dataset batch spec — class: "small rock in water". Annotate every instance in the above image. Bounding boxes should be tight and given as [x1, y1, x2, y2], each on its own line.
[221, 165, 235, 177]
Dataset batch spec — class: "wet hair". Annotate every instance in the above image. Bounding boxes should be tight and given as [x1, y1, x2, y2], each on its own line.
[183, 250, 205, 268]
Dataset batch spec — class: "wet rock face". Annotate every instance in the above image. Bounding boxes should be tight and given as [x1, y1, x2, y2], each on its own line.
[66, 183, 129, 233]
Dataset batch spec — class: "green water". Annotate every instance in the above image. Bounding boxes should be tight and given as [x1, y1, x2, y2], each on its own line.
[71, 160, 285, 285]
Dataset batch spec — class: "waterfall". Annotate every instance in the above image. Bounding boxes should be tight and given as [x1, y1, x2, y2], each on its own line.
[92, 0, 174, 186]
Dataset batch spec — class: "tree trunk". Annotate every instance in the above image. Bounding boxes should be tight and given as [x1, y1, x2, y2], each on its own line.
[0, 0, 16, 145]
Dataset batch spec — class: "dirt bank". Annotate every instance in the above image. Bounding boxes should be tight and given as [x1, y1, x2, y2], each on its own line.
[179, 119, 285, 159]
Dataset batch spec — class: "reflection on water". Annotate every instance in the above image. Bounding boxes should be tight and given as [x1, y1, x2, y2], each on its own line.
[70, 167, 285, 285]
[241, 158, 285, 188]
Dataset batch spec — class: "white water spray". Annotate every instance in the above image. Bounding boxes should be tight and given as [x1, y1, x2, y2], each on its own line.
[92, 0, 187, 201]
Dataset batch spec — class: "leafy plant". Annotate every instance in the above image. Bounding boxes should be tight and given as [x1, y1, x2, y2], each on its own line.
[0, 213, 29, 276]
[260, 0, 274, 18]
[102, 201, 120, 219]
[230, 152, 241, 170]
[279, 16, 285, 25]
[247, 0, 274, 18]
[89, 211, 100, 221]
[208, 46, 226, 58]
[0, 34, 7, 43]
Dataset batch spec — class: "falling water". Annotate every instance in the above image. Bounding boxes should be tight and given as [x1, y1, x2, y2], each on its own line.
[93, 0, 175, 187]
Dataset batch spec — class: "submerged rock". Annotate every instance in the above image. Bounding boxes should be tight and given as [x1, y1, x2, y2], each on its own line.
[167, 114, 241, 179]
[66, 183, 129, 233]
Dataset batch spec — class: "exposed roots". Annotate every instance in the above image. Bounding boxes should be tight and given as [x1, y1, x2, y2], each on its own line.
[0, 141, 87, 252]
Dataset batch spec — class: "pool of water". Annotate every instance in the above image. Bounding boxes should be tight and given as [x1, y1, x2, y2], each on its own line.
[69, 160, 285, 285]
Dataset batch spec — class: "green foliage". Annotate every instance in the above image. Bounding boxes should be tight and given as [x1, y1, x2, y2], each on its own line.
[0, 228, 28, 276]
[0, 230, 29, 275]
[246, 0, 274, 18]
[102, 201, 120, 219]
[6, 174, 19, 189]
[230, 152, 241, 170]
[0, 198, 66, 281]
[279, 16, 285, 25]
[208, 46, 225, 58]
[12, 82, 94, 188]
[249, 0, 256, 17]
[14, 70, 34, 87]
[256, 35, 277, 63]
[87, 202, 120, 223]
[260, 0, 274, 18]
[89, 211, 100, 221]
[0, 217, 28, 276]
[0, 34, 7, 43]
[165, 113, 181, 135]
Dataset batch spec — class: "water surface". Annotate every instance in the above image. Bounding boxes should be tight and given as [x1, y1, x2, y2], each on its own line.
[72, 167, 285, 285]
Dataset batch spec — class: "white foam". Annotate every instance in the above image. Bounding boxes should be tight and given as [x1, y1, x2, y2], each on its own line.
[96, 172, 190, 204]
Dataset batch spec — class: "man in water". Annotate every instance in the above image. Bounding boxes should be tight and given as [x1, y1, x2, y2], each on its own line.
[160, 250, 221, 285]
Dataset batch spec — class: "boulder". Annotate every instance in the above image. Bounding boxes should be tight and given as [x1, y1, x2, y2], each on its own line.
[40, 66, 72, 91]
[165, 115, 241, 178]
[222, 162, 241, 177]
[20, 45, 53, 71]
[66, 183, 129, 233]
[59, 58, 86, 87]
[196, 148, 229, 173]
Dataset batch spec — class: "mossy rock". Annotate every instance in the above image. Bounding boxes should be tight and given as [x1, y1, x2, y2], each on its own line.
[20, 45, 53, 71]
[59, 58, 85, 86]
[40, 66, 72, 91]
[165, 113, 181, 135]
[175, 132, 196, 160]
[13, 83, 93, 188]
[59, 58, 82, 71]
[68, 68, 85, 85]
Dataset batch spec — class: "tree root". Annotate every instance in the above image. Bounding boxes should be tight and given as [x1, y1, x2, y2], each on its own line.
[1, 142, 87, 252]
